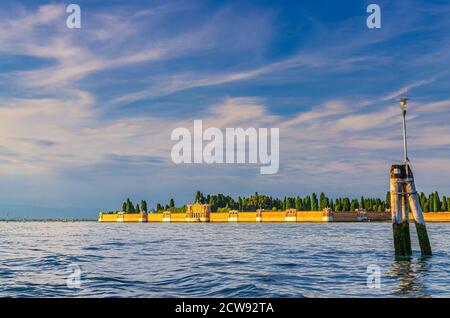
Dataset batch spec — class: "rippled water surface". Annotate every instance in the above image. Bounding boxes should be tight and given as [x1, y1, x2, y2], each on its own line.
[0, 222, 449, 297]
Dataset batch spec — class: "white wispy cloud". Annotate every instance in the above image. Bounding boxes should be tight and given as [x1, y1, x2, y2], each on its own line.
[381, 79, 436, 101]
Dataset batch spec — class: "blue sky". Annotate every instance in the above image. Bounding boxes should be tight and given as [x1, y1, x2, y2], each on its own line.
[0, 0, 449, 218]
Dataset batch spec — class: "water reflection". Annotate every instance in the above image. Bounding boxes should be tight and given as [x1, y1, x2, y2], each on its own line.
[390, 257, 432, 298]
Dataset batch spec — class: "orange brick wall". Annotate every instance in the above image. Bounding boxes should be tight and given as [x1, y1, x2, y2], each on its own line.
[98, 213, 118, 222]
[260, 211, 285, 222]
[122, 213, 146, 222]
[415, 212, 450, 222]
[148, 213, 163, 222]
[99, 211, 450, 223]
[169, 213, 186, 222]
[238, 212, 257, 222]
[210, 213, 229, 222]
[296, 212, 323, 222]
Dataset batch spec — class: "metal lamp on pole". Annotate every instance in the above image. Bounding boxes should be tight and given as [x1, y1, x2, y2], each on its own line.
[399, 98, 409, 165]
[399, 98, 410, 179]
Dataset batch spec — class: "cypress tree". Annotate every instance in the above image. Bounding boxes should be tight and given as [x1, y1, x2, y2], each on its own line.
[304, 196, 311, 210]
[195, 191, 202, 203]
[329, 199, 335, 211]
[342, 198, 350, 211]
[295, 197, 302, 211]
[319, 192, 326, 210]
[420, 192, 427, 210]
[141, 200, 147, 213]
[311, 193, 318, 211]
[350, 199, 359, 211]
[423, 201, 429, 213]
[442, 196, 448, 212]
[434, 192, 441, 212]
[427, 194, 433, 212]
[286, 197, 291, 210]
[385, 192, 390, 209]
[125, 198, 133, 213]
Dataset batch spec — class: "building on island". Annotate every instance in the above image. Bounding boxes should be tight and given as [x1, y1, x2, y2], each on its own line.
[162, 211, 171, 222]
[228, 210, 238, 222]
[186, 203, 211, 222]
[285, 209, 297, 222]
[322, 208, 334, 222]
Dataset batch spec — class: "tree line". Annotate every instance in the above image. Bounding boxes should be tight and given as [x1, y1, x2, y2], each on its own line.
[193, 191, 390, 212]
[108, 191, 450, 213]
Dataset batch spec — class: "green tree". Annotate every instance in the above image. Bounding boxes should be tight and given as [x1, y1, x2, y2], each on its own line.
[423, 201, 429, 213]
[350, 199, 359, 211]
[295, 197, 302, 211]
[209, 196, 217, 212]
[419, 192, 427, 211]
[385, 192, 390, 209]
[135, 204, 140, 213]
[285, 197, 291, 210]
[195, 191, 201, 203]
[442, 196, 448, 212]
[360, 196, 365, 209]
[311, 193, 318, 211]
[319, 192, 328, 210]
[434, 192, 441, 212]
[342, 198, 350, 211]
[195, 191, 206, 204]
[303, 195, 311, 211]
[125, 198, 134, 213]
[169, 198, 175, 209]
[122, 201, 127, 212]
[141, 200, 148, 213]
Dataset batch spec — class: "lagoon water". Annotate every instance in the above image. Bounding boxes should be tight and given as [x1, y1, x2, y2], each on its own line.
[0, 222, 449, 297]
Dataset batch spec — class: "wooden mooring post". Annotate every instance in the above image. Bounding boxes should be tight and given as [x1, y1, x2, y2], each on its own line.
[390, 164, 412, 257]
[405, 166, 432, 256]
[390, 98, 432, 257]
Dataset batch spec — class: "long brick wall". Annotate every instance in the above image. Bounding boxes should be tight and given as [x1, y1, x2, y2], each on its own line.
[98, 211, 450, 223]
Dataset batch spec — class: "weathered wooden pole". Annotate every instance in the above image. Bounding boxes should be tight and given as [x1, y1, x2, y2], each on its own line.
[392, 97, 432, 257]
[390, 164, 412, 257]
[401, 181, 412, 255]
[405, 165, 432, 256]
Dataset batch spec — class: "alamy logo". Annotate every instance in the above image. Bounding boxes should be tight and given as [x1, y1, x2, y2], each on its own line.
[66, 263, 82, 288]
[366, 264, 381, 289]
[171, 120, 279, 175]
[366, 4, 381, 29]
[66, 4, 81, 29]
